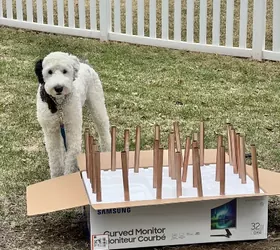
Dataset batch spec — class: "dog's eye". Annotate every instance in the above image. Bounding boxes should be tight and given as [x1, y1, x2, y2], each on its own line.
[63, 69, 67, 74]
[48, 70, 53, 75]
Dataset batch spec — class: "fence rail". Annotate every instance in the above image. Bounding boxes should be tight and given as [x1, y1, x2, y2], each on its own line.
[0, 0, 280, 61]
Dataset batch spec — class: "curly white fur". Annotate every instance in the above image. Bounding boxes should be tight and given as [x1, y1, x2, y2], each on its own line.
[35, 51, 111, 178]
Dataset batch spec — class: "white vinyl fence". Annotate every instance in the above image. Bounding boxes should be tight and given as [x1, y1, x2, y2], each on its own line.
[0, 0, 280, 61]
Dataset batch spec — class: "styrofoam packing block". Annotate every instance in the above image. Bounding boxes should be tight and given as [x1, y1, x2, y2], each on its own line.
[82, 164, 264, 205]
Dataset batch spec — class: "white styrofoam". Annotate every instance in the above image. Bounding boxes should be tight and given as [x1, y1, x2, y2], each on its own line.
[82, 164, 264, 205]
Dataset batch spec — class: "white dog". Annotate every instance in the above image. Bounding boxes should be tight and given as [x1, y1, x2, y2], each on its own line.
[34, 51, 111, 178]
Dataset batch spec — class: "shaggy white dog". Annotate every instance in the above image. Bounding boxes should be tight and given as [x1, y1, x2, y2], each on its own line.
[34, 51, 111, 178]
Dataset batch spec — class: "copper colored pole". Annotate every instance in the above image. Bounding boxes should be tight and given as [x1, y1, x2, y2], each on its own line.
[84, 128, 90, 178]
[182, 136, 191, 182]
[88, 135, 93, 186]
[154, 125, 160, 181]
[239, 135, 247, 184]
[251, 145, 260, 193]
[94, 140, 99, 192]
[175, 151, 182, 197]
[220, 146, 226, 195]
[236, 133, 241, 178]
[230, 128, 238, 174]
[95, 151, 102, 202]
[91, 138, 97, 193]
[168, 134, 172, 177]
[226, 123, 232, 165]
[156, 148, 164, 199]
[215, 135, 223, 182]
[192, 140, 198, 187]
[124, 129, 130, 167]
[121, 151, 130, 201]
[170, 132, 176, 180]
[89, 136, 97, 193]
[153, 140, 160, 188]
[194, 147, 203, 197]
[111, 126, 116, 171]
[134, 125, 141, 173]
[200, 121, 205, 166]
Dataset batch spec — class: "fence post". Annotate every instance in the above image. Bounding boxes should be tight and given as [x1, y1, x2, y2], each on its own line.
[100, 0, 111, 41]
[0, 0, 3, 18]
[252, 0, 267, 61]
[273, 0, 280, 52]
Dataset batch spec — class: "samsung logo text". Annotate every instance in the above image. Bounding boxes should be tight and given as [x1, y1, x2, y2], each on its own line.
[97, 208, 131, 215]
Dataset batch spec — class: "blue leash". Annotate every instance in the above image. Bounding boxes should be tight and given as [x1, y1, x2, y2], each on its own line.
[51, 96, 68, 152]
[60, 123, 67, 151]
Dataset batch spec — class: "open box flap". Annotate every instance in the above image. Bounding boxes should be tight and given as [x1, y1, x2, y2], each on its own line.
[77, 149, 229, 171]
[246, 165, 280, 194]
[26, 172, 89, 216]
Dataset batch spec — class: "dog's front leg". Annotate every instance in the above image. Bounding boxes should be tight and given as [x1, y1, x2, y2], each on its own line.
[63, 116, 82, 175]
[86, 85, 111, 152]
[42, 126, 65, 178]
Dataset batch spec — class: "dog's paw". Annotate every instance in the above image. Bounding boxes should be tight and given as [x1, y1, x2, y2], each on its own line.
[50, 170, 64, 179]
[99, 136, 111, 152]
[64, 164, 79, 176]
[100, 143, 111, 152]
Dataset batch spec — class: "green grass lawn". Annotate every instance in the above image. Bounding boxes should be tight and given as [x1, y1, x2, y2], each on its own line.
[1, 26, 280, 249]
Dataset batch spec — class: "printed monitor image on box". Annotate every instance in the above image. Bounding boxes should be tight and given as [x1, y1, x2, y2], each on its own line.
[210, 199, 237, 237]
[26, 122, 280, 250]
[211, 199, 237, 231]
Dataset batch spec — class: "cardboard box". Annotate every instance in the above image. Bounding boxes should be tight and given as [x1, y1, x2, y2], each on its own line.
[26, 149, 280, 249]
[88, 196, 268, 249]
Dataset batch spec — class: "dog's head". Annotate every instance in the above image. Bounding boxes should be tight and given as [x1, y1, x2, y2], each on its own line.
[35, 52, 80, 98]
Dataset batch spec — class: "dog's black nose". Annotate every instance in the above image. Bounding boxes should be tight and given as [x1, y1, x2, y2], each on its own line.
[54, 86, 63, 93]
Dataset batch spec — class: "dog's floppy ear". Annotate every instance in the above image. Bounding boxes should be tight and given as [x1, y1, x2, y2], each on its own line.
[68, 54, 80, 81]
[34, 59, 45, 84]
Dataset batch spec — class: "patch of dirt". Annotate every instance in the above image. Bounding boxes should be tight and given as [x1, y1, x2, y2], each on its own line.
[0, 209, 90, 250]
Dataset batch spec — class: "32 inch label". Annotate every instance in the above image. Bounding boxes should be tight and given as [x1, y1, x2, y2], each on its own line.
[251, 222, 264, 235]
